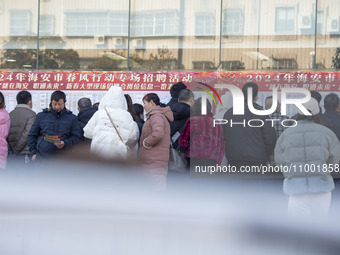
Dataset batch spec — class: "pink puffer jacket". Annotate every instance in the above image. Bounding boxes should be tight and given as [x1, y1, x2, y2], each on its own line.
[0, 108, 10, 169]
[139, 106, 174, 175]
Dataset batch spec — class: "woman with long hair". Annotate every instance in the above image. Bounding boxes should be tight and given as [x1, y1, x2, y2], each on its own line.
[0, 92, 10, 169]
[275, 97, 340, 216]
[124, 94, 139, 156]
[124, 94, 138, 122]
[138, 93, 173, 190]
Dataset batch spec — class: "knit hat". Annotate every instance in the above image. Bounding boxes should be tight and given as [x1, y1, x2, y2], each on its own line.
[170, 82, 187, 98]
[298, 97, 320, 116]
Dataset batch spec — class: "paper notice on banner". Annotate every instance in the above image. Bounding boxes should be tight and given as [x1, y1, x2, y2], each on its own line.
[43, 134, 61, 143]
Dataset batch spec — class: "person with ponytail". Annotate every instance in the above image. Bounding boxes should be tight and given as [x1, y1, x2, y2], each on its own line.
[0, 92, 10, 169]
[139, 93, 174, 190]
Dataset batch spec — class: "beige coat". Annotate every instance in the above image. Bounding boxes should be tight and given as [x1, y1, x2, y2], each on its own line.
[139, 106, 173, 174]
[8, 104, 36, 155]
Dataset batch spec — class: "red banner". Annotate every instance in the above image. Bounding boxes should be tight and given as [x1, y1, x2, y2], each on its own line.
[0, 71, 339, 91]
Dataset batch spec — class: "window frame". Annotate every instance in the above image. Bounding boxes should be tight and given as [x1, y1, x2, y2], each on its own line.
[275, 6, 296, 34]
[222, 8, 244, 36]
[195, 12, 215, 37]
[9, 10, 32, 36]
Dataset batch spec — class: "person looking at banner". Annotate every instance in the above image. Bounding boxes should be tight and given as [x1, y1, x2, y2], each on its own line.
[77, 97, 97, 143]
[7, 91, 36, 166]
[139, 93, 173, 190]
[170, 89, 194, 149]
[124, 94, 140, 156]
[222, 82, 276, 172]
[323, 93, 340, 141]
[275, 97, 340, 216]
[166, 82, 187, 110]
[179, 98, 225, 171]
[83, 87, 138, 161]
[0, 92, 10, 169]
[28, 90, 81, 161]
[133, 103, 145, 141]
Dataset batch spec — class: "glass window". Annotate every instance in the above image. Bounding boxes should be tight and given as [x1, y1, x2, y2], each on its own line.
[223, 9, 244, 36]
[1, 2, 37, 70]
[131, 11, 178, 37]
[129, 0, 220, 71]
[40, 15, 55, 36]
[193, 61, 215, 70]
[221, 61, 245, 70]
[7, 0, 340, 72]
[316, 0, 340, 70]
[65, 12, 109, 36]
[272, 58, 298, 70]
[38, 0, 129, 71]
[10, 10, 32, 36]
[275, 7, 295, 33]
[109, 13, 128, 35]
[317, 11, 324, 34]
[195, 13, 215, 36]
[221, 0, 316, 71]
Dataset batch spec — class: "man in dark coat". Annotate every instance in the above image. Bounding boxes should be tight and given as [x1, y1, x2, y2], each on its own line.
[170, 89, 194, 148]
[291, 91, 332, 130]
[323, 93, 340, 141]
[166, 82, 187, 110]
[77, 97, 97, 142]
[28, 90, 81, 160]
[222, 82, 277, 171]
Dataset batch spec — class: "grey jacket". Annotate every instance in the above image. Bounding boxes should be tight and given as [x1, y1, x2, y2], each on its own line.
[275, 120, 340, 195]
[8, 104, 36, 154]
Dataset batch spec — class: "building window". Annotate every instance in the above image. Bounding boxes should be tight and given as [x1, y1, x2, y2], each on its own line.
[193, 61, 215, 70]
[10, 10, 31, 36]
[273, 58, 298, 70]
[65, 12, 109, 36]
[195, 13, 215, 36]
[64, 12, 128, 36]
[131, 11, 178, 36]
[109, 13, 128, 35]
[275, 7, 295, 33]
[317, 11, 324, 34]
[221, 61, 245, 70]
[40, 15, 55, 36]
[222, 9, 244, 36]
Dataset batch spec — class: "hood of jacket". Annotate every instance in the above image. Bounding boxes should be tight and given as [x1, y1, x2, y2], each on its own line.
[99, 86, 127, 111]
[147, 106, 174, 122]
[0, 109, 9, 125]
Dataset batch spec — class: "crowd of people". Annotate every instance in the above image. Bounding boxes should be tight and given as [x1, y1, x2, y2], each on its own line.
[1, 81, 340, 215]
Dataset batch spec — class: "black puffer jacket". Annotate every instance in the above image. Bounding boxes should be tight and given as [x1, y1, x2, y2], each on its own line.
[323, 109, 340, 141]
[28, 107, 81, 158]
[170, 102, 191, 147]
[223, 102, 277, 164]
[166, 98, 180, 111]
[78, 107, 97, 141]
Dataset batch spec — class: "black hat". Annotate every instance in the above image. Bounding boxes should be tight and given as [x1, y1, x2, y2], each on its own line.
[170, 82, 187, 98]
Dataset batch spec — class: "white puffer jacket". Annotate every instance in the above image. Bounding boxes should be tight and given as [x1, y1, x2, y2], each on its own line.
[275, 119, 340, 195]
[84, 86, 138, 159]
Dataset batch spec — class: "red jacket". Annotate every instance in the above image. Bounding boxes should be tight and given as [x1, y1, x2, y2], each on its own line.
[179, 114, 225, 165]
